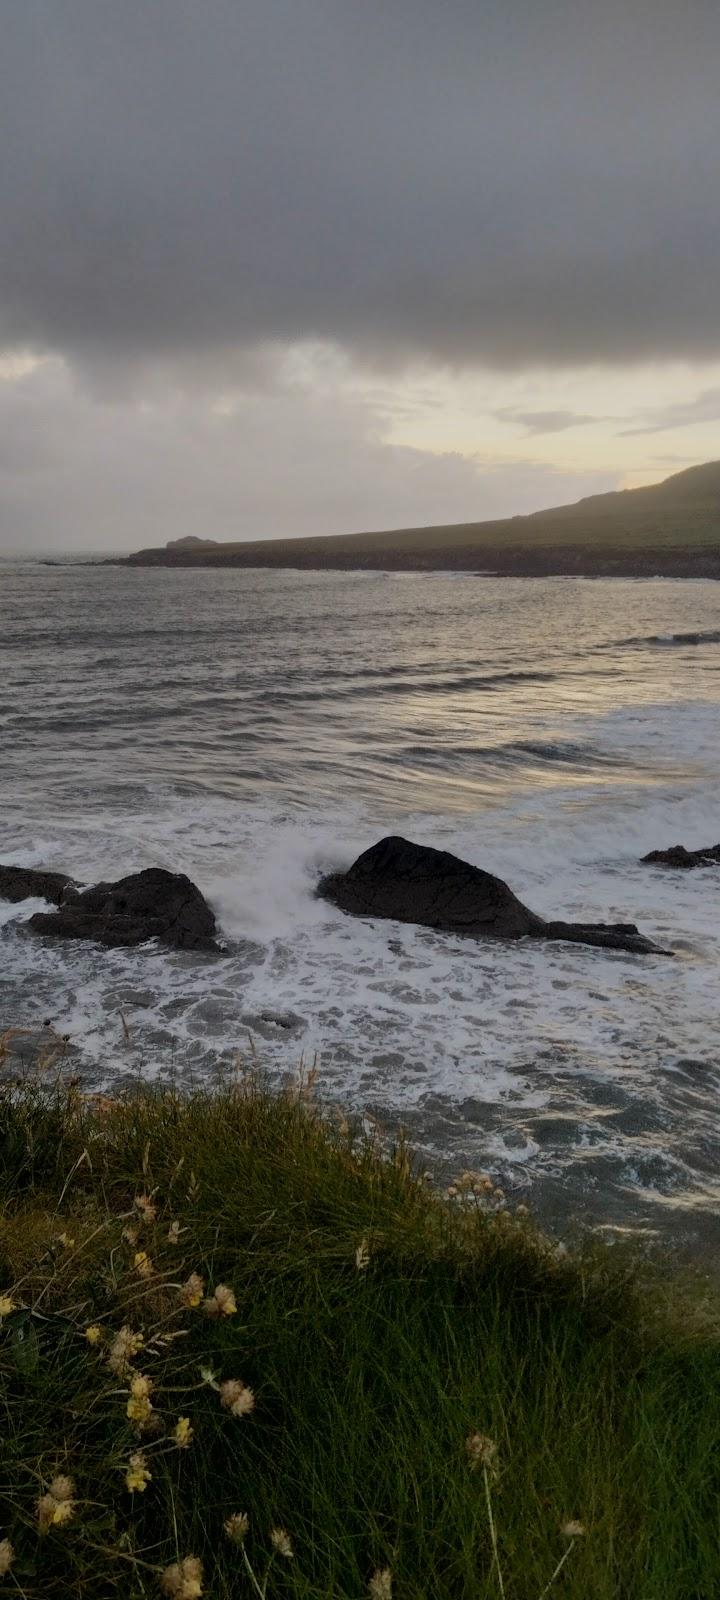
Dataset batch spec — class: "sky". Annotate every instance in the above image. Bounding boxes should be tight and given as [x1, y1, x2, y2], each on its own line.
[1, 0, 719, 553]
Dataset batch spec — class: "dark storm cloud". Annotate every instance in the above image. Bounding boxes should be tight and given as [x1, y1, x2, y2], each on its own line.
[1, 0, 719, 374]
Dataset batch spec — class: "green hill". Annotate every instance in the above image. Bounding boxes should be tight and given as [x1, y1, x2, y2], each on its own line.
[123, 459, 720, 577]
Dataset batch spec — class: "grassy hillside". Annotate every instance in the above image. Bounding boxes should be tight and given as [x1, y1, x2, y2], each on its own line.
[1, 1074, 719, 1598]
[122, 461, 720, 574]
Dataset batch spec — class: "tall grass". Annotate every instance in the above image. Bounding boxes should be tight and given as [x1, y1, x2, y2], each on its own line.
[0, 1073, 718, 1598]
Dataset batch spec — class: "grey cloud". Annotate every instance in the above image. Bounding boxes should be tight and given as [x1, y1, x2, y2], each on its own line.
[621, 388, 720, 435]
[0, 0, 719, 375]
[0, 360, 616, 552]
[495, 409, 605, 435]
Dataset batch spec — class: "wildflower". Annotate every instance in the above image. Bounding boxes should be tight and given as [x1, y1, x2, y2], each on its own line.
[561, 1521, 586, 1539]
[186, 1172, 201, 1203]
[0, 1538, 14, 1577]
[220, 1379, 255, 1418]
[446, 1185, 458, 1198]
[0, 1295, 15, 1319]
[355, 1238, 370, 1271]
[108, 1325, 144, 1375]
[167, 1220, 182, 1245]
[270, 1528, 293, 1558]
[37, 1476, 76, 1532]
[84, 1323, 103, 1345]
[516, 1204, 529, 1217]
[56, 1233, 75, 1249]
[465, 1432, 499, 1474]
[134, 1250, 154, 1279]
[126, 1373, 154, 1428]
[161, 1554, 204, 1598]
[125, 1451, 152, 1492]
[122, 1225, 139, 1247]
[199, 1363, 219, 1389]
[135, 1193, 157, 1225]
[180, 1273, 204, 1309]
[457, 1170, 483, 1191]
[174, 1416, 194, 1448]
[203, 1283, 237, 1318]
[49, 1475, 74, 1504]
[480, 1176, 495, 1194]
[224, 1512, 249, 1544]
[369, 1570, 393, 1600]
[493, 1188, 505, 1202]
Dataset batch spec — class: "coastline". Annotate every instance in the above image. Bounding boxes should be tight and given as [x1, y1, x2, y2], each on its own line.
[104, 545, 720, 579]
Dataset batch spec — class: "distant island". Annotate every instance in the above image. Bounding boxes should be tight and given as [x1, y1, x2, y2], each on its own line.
[117, 460, 720, 578]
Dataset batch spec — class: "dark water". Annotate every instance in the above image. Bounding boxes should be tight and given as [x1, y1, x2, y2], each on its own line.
[2, 559, 719, 1251]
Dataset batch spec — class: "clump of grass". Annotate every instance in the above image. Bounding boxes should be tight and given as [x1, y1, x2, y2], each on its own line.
[0, 1073, 718, 1598]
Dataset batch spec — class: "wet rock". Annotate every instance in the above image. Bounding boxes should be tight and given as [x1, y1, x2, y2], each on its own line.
[641, 843, 720, 869]
[318, 835, 669, 956]
[0, 864, 76, 905]
[26, 867, 218, 952]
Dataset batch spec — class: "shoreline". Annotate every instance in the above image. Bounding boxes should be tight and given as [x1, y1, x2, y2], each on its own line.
[102, 549, 720, 580]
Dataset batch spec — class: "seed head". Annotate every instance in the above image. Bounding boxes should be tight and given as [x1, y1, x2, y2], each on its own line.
[135, 1193, 157, 1224]
[224, 1512, 249, 1544]
[561, 1520, 586, 1539]
[37, 1480, 76, 1532]
[204, 1283, 237, 1318]
[134, 1250, 154, 1278]
[220, 1378, 255, 1418]
[49, 1475, 74, 1504]
[0, 1539, 14, 1577]
[355, 1238, 370, 1271]
[270, 1528, 293, 1558]
[180, 1273, 205, 1309]
[84, 1323, 103, 1345]
[161, 1554, 204, 1598]
[0, 1294, 16, 1318]
[167, 1220, 181, 1245]
[369, 1569, 393, 1600]
[108, 1324, 144, 1374]
[465, 1432, 499, 1473]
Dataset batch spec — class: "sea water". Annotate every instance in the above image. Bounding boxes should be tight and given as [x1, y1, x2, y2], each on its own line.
[1, 559, 719, 1248]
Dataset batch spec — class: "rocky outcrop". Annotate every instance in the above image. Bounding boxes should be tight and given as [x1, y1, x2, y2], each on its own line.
[1, 864, 218, 951]
[318, 836, 669, 956]
[0, 864, 76, 905]
[641, 843, 720, 869]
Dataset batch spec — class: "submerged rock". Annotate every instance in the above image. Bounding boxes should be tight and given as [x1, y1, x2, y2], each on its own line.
[0, 864, 218, 951]
[0, 864, 76, 905]
[318, 835, 669, 956]
[641, 843, 720, 869]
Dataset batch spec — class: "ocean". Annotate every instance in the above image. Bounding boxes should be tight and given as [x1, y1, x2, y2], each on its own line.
[2, 558, 719, 1250]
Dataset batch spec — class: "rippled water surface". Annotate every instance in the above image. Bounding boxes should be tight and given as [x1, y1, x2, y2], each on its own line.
[2, 560, 719, 1249]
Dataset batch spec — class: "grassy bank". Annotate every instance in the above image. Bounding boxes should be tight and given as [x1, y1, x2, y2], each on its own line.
[0, 1075, 718, 1599]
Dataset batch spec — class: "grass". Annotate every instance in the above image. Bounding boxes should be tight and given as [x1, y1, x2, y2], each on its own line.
[0, 1070, 719, 1599]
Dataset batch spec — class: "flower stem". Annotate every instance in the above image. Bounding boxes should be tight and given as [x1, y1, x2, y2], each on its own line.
[483, 1465, 506, 1600]
[538, 1540, 574, 1599]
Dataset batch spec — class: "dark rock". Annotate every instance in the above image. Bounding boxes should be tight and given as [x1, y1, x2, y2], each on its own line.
[318, 836, 670, 956]
[641, 843, 720, 869]
[26, 867, 218, 951]
[0, 864, 76, 905]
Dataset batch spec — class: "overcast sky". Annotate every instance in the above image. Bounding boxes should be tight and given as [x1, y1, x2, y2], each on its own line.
[1, 0, 719, 552]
